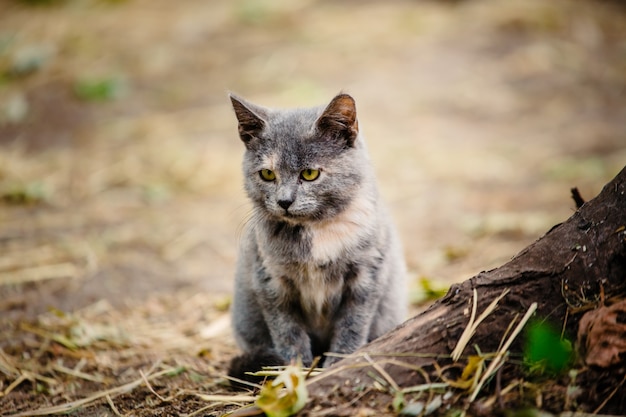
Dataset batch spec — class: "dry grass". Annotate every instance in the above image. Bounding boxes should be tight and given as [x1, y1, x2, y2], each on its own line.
[1, 290, 240, 416]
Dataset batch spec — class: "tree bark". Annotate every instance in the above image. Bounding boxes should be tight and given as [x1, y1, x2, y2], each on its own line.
[302, 165, 626, 416]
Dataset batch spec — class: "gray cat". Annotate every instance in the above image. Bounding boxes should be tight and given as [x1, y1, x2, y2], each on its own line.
[228, 93, 406, 381]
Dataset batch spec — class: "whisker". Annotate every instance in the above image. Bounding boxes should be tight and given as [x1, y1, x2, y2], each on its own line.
[237, 206, 266, 241]
[235, 204, 254, 239]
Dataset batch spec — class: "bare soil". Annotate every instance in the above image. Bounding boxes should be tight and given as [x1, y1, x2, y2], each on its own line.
[0, 0, 625, 415]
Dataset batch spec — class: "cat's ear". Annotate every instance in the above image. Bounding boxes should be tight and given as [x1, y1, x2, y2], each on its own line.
[230, 93, 268, 148]
[316, 93, 359, 147]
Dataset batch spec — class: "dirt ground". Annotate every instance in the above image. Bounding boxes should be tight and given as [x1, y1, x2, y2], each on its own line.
[0, 0, 625, 415]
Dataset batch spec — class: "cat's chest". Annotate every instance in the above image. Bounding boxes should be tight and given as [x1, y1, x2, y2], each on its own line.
[260, 250, 346, 322]
[261, 204, 375, 265]
[296, 263, 344, 322]
[307, 193, 377, 263]
[258, 194, 377, 318]
[268, 220, 365, 264]
[308, 218, 363, 264]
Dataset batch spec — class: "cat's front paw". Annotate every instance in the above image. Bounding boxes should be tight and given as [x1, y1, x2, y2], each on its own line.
[322, 354, 342, 368]
[277, 346, 313, 367]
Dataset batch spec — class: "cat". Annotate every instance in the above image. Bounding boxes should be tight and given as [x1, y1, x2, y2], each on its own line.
[228, 92, 407, 383]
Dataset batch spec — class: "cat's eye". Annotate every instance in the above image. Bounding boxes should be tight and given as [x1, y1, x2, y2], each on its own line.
[259, 169, 276, 181]
[301, 168, 320, 181]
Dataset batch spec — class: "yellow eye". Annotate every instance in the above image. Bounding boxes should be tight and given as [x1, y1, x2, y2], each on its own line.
[260, 169, 276, 181]
[301, 168, 320, 181]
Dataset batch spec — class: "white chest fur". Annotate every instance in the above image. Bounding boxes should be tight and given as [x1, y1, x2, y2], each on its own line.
[298, 263, 343, 319]
[308, 192, 376, 264]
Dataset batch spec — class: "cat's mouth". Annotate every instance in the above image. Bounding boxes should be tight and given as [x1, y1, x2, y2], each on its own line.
[281, 210, 305, 220]
[267, 201, 323, 223]
[275, 208, 315, 224]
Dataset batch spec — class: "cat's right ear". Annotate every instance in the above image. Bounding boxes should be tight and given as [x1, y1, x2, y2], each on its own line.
[229, 93, 268, 148]
[316, 93, 359, 147]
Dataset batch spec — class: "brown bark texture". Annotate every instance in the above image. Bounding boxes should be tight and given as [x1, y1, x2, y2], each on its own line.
[302, 165, 626, 416]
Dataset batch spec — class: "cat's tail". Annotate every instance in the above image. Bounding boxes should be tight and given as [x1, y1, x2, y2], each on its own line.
[227, 347, 285, 390]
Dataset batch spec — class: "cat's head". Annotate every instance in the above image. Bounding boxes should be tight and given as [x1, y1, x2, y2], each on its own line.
[230, 93, 370, 224]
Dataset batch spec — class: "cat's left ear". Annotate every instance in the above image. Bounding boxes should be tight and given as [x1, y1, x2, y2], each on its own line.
[316, 93, 359, 147]
[230, 93, 269, 149]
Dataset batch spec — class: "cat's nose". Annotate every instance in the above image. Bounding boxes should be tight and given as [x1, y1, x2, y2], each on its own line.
[277, 199, 293, 210]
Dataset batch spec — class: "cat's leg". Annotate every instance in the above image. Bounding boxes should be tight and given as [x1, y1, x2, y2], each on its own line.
[256, 287, 314, 366]
[237, 251, 313, 365]
[229, 285, 313, 385]
[231, 283, 273, 351]
[324, 263, 382, 366]
[231, 235, 275, 352]
[368, 243, 407, 341]
[229, 269, 285, 386]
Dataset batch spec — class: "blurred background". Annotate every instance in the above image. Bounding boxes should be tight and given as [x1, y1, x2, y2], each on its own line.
[1, 0, 625, 318]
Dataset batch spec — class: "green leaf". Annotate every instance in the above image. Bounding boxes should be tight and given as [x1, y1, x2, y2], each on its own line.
[392, 391, 405, 412]
[1, 181, 48, 205]
[410, 277, 449, 305]
[74, 77, 126, 102]
[165, 366, 187, 377]
[524, 321, 573, 374]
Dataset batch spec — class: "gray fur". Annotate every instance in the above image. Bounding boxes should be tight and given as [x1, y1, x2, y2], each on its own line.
[229, 93, 407, 367]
